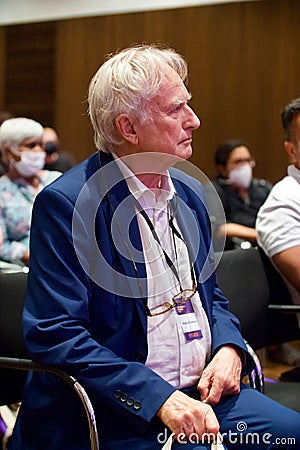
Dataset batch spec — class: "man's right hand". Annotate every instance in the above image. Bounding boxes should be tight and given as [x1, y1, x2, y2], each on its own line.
[156, 390, 219, 443]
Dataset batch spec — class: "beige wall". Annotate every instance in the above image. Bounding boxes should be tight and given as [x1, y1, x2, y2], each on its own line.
[1, 0, 300, 183]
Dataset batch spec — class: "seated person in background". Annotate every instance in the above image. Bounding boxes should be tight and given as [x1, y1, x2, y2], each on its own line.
[0, 117, 61, 267]
[206, 139, 272, 250]
[256, 97, 300, 367]
[8, 44, 300, 450]
[42, 126, 75, 173]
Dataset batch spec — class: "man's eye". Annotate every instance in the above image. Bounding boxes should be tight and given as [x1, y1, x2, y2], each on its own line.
[172, 105, 182, 113]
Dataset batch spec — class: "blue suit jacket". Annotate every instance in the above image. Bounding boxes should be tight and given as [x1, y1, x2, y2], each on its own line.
[11, 152, 251, 449]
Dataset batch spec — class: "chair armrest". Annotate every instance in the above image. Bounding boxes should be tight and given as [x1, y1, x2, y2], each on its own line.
[0, 357, 99, 450]
[268, 304, 300, 314]
[243, 341, 264, 393]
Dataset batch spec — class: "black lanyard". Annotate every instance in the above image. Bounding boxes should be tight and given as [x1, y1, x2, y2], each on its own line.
[135, 199, 197, 292]
[97, 153, 197, 315]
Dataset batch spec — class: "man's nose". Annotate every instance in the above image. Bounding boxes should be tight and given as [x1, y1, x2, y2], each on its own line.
[185, 105, 201, 130]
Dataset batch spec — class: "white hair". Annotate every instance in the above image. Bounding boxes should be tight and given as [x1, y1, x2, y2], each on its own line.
[0, 117, 44, 151]
[88, 44, 188, 153]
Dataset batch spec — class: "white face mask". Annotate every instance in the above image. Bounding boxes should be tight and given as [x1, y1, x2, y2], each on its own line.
[228, 164, 252, 189]
[11, 151, 46, 177]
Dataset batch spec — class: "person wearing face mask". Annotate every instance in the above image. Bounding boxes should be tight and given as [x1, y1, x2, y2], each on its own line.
[205, 139, 272, 251]
[42, 126, 75, 173]
[0, 117, 62, 267]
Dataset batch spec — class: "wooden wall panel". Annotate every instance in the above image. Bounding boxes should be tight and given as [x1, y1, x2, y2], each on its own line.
[1, 0, 300, 182]
[5, 22, 56, 126]
[0, 28, 6, 110]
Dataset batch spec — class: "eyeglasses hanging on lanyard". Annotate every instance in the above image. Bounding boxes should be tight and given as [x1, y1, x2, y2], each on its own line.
[97, 153, 198, 317]
[136, 199, 197, 317]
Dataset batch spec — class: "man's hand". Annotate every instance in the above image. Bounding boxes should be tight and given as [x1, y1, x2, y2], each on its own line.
[197, 345, 242, 405]
[156, 390, 219, 442]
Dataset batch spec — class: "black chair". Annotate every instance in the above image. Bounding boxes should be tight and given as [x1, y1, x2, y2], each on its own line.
[215, 247, 300, 350]
[0, 271, 99, 450]
[215, 246, 300, 412]
[259, 246, 300, 322]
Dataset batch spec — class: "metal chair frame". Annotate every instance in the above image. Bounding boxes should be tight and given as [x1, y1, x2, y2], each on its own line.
[244, 341, 264, 393]
[0, 269, 99, 450]
[0, 356, 99, 450]
[0, 357, 99, 450]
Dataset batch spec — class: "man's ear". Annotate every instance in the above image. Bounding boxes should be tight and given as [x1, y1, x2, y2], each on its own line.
[115, 114, 138, 145]
[284, 140, 296, 163]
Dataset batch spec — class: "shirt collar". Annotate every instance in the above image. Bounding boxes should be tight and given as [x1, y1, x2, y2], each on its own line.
[112, 152, 176, 208]
[287, 164, 300, 184]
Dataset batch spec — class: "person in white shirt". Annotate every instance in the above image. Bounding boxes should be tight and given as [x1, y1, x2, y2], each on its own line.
[256, 97, 300, 366]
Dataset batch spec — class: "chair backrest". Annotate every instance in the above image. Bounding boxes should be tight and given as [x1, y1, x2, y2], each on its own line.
[0, 272, 28, 358]
[0, 272, 28, 405]
[0, 272, 100, 449]
[215, 247, 300, 350]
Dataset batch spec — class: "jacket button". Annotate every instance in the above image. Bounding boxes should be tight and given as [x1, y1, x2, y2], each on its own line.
[133, 401, 141, 410]
[126, 397, 134, 406]
[120, 393, 128, 402]
[114, 390, 122, 399]
[135, 352, 144, 362]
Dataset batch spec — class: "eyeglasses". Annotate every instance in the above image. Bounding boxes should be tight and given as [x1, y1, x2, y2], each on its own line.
[230, 158, 256, 168]
[146, 286, 197, 317]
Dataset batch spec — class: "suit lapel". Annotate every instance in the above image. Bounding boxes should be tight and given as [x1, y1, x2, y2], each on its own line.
[98, 152, 148, 331]
[171, 177, 215, 318]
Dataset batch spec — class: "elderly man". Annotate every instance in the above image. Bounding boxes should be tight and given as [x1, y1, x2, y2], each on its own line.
[9, 45, 300, 450]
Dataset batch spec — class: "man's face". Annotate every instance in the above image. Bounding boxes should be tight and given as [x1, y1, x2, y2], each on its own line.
[134, 66, 200, 163]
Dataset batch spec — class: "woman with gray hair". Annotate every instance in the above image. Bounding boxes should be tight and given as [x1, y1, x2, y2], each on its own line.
[0, 117, 61, 266]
